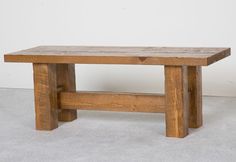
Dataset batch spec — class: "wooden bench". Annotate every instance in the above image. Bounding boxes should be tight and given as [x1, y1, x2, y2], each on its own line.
[4, 46, 230, 138]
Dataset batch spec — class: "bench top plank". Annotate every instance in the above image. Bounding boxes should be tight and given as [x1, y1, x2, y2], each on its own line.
[4, 46, 230, 66]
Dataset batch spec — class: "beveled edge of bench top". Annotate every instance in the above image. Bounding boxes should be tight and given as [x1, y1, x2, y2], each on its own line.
[4, 46, 230, 66]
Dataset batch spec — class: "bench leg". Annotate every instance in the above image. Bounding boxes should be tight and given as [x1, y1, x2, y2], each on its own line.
[188, 66, 202, 128]
[56, 64, 77, 121]
[165, 66, 189, 138]
[33, 63, 58, 130]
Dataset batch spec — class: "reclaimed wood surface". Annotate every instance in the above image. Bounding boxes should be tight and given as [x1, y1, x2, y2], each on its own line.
[165, 65, 189, 137]
[60, 91, 165, 113]
[188, 66, 202, 128]
[56, 64, 77, 121]
[4, 46, 230, 66]
[33, 63, 58, 130]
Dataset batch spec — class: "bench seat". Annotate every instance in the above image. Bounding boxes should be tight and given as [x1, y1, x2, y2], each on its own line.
[4, 46, 230, 65]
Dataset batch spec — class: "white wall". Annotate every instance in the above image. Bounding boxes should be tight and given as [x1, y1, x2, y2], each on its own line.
[0, 0, 235, 96]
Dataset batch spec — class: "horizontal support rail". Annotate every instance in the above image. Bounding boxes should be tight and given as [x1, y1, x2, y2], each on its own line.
[59, 91, 165, 113]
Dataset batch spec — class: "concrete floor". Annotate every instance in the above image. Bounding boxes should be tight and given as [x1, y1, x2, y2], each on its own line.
[0, 88, 236, 162]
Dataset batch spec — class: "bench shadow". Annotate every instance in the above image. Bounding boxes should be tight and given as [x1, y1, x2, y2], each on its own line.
[77, 110, 165, 123]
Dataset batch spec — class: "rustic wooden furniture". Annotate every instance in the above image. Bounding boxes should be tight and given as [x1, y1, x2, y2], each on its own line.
[4, 46, 230, 138]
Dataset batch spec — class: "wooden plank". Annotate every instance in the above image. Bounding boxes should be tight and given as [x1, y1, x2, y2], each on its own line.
[33, 63, 58, 130]
[59, 91, 165, 113]
[188, 66, 202, 128]
[165, 65, 189, 138]
[4, 46, 230, 66]
[56, 64, 77, 121]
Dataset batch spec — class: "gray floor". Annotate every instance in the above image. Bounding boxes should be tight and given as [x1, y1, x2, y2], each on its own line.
[0, 88, 236, 162]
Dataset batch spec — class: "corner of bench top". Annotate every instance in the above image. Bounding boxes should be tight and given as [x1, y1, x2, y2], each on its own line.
[206, 48, 231, 66]
[4, 54, 16, 63]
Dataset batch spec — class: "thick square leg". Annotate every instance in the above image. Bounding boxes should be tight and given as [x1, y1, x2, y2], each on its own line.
[165, 66, 189, 138]
[57, 64, 77, 121]
[188, 66, 202, 128]
[33, 63, 58, 130]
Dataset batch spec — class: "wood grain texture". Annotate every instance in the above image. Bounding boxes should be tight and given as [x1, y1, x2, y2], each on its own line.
[4, 46, 230, 66]
[56, 64, 77, 121]
[188, 66, 202, 128]
[33, 63, 58, 130]
[165, 66, 189, 138]
[59, 91, 165, 113]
